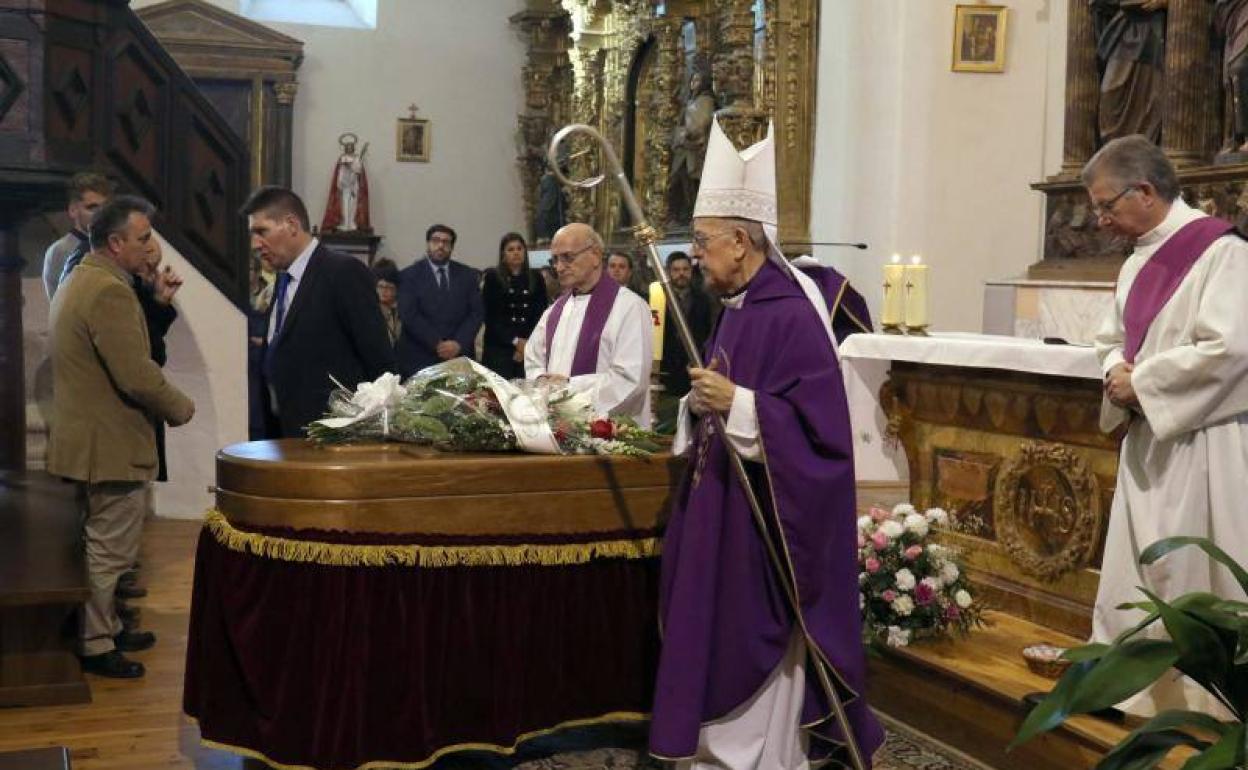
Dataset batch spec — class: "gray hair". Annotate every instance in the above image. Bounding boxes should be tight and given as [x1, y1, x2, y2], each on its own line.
[1081, 135, 1180, 201]
[725, 218, 769, 251]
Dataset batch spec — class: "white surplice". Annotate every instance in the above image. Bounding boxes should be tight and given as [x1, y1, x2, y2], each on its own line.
[1093, 198, 1248, 718]
[525, 283, 654, 426]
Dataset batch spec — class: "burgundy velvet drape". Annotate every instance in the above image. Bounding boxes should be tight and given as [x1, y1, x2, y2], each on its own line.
[184, 526, 660, 770]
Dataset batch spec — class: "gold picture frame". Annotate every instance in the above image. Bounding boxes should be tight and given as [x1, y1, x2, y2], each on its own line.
[396, 117, 430, 162]
[952, 5, 1008, 73]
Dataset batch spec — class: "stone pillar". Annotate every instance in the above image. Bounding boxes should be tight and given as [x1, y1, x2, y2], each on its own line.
[0, 222, 26, 471]
[1061, 0, 1099, 176]
[1162, 0, 1217, 168]
[273, 81, 298, 188]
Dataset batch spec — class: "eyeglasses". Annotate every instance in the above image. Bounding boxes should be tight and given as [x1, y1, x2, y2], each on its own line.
[690, 229, 735, 252]
[549, 242, 596, 266]
[1090, 186, 1137, 218]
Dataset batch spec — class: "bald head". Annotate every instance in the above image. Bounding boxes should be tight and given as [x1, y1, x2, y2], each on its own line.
[550, 223, 606, 294]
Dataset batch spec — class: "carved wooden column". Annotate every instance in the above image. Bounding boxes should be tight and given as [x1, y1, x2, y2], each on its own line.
[711, 0, 767, 149]
[1061, 0, 1100, 176]
[0, 222, 25, 471]
[568, 42, 605, 225]
[643, 15, 684, 234]
[1162, 0, 1217, 168]
[273, 82, 298, 188]
[772, 0, 816, 250]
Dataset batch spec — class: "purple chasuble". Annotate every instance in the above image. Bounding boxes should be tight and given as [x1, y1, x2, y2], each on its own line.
[650, 260, 884, 765]
[1122, 216, 1235, 364]
[543, 275, 621, 376]
[795, 262, 873, 342]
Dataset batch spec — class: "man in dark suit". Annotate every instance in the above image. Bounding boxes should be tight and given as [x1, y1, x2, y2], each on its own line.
[396, 224, 483, 376]
[242, 186, 396, 438]
[658, 251, 713, 398]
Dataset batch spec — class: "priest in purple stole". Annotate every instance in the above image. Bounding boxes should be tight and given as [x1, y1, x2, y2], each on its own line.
[649, 120, 884, 768]
[524, 223, 654, 425]
[1087, 135, 1248, 718]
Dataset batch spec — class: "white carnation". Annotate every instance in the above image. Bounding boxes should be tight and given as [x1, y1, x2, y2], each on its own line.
[857, 515, 873, 533]
[892, 595, 915, 616]
[920, 576, 941, 591]
[925, 507, 949, 526]
[927, 544, 947, 559]
[941, 562, 961, 584]
[892, 503, 917, 517]
[859, 592, 865, 610]
[894, 568, 916, 591]
[886, 625, 911, 648]
[903, 512, 929, 538]
[955, 589, 973, 609]
[880, 520, 905, 539]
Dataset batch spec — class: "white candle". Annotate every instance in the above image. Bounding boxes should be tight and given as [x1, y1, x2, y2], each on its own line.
[904, 254, 928, 329]
[649, 282, 665, 361]
[882, 254, 905, 327]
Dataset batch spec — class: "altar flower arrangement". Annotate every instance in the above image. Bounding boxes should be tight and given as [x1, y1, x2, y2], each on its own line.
[858, 503, 984, 648]
[305, 359, 660, 457]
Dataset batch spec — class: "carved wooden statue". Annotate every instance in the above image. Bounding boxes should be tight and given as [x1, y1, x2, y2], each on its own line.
[1089, 0, 1168, 144]
[666, 64, 716, 228]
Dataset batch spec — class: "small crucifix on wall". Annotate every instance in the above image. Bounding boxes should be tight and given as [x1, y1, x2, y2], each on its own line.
[397, 103, 430, 162]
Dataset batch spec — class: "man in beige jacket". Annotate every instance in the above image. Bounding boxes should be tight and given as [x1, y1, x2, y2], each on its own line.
[48, 195, 195, 679]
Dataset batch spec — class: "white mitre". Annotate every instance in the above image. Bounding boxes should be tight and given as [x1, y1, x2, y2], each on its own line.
[692, 118, 838, 352]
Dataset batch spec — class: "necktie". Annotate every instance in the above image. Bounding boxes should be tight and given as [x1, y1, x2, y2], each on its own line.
[436, 265, 447, 291]
[272, 271, 291, 336]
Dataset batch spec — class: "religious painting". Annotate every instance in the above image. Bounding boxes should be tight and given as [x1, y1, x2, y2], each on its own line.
[396, 117, 430, 162]
[952, 5, 1008, 73]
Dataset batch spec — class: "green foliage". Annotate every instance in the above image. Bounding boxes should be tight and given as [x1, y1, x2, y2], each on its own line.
[1012, 536, 1246, 770]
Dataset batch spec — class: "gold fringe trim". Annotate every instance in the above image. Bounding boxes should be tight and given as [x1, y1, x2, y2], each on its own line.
[204, 510, 662, 568]
[192, 710, 649, 770]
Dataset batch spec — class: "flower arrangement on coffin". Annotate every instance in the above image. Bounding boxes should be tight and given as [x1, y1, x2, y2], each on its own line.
[304, 359, 661, 457]
[858, 503, 985, 648]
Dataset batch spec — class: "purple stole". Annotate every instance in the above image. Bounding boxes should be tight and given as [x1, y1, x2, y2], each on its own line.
[1123, 217, 1234, 363]
[543, 275, 621, 376]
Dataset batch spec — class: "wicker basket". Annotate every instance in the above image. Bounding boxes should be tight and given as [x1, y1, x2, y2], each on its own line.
[1022, 643, 1071, 679]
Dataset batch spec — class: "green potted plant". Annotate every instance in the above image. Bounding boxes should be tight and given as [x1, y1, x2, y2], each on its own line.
[1011, 536, 1247, 769]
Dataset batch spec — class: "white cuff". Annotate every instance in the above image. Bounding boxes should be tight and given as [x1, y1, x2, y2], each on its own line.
[672, 396, 693, 456]
[724, 386, 761, 461]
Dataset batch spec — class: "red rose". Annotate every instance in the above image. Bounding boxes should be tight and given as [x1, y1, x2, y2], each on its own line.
[589, 419, 615, 439]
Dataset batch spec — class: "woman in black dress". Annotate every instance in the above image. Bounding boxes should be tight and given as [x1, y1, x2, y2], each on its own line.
[480, 232, 548, 379]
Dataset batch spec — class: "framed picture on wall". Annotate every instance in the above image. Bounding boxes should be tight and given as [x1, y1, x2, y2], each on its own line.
[397, 117, 430, 162]
[952, 5, 1008, 73]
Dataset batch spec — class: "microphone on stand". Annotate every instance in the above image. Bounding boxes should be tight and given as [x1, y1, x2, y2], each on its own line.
[781, 240, 869, 251]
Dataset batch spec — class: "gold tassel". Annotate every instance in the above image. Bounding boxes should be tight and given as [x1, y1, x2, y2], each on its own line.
[203, 510, 662, 568]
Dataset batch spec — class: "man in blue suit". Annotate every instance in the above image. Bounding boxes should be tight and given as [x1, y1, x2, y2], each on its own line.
[396, 224, 483, 376]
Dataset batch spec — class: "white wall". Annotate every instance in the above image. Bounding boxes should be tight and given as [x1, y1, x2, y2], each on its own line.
[133, 0, 530, 270]
[812, 0, 1068, 333]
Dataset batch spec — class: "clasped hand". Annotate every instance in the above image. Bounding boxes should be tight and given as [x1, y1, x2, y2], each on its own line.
[688, 361, 736, 416]
[1105, 362, 1138, 409]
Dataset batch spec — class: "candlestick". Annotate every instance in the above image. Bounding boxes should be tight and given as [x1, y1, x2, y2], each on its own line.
[904, 254, 928, 334]
[882, 254, 905, 333]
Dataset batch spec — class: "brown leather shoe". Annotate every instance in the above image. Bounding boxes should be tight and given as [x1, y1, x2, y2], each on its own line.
[81, 650, 145, 679]
[115, 576, 147, 600]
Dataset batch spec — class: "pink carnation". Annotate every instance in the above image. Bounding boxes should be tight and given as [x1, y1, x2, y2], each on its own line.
[945, 604, 961, 621]
[904, 545, 923, 560]
[869, 507, 891, 522]
[915, 582, 935, 606]
[871, 531, 890, 551]
[882, 589, 897, 603]
[865, 557, 881, 574]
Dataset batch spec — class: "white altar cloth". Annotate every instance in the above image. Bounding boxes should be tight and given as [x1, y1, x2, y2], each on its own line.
[839, 333, 1103, 482]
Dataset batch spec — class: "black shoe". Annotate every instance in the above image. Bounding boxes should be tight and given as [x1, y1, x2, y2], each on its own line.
[117, 603, 140, 632]
[1022, 691, 1124, 723]
[113, 630, 156, 653]
[80, 650, 145, 679]
[115, 580, 147, 600]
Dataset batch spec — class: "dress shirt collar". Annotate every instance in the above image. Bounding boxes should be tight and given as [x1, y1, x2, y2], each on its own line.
[287, 237, 318, 282]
